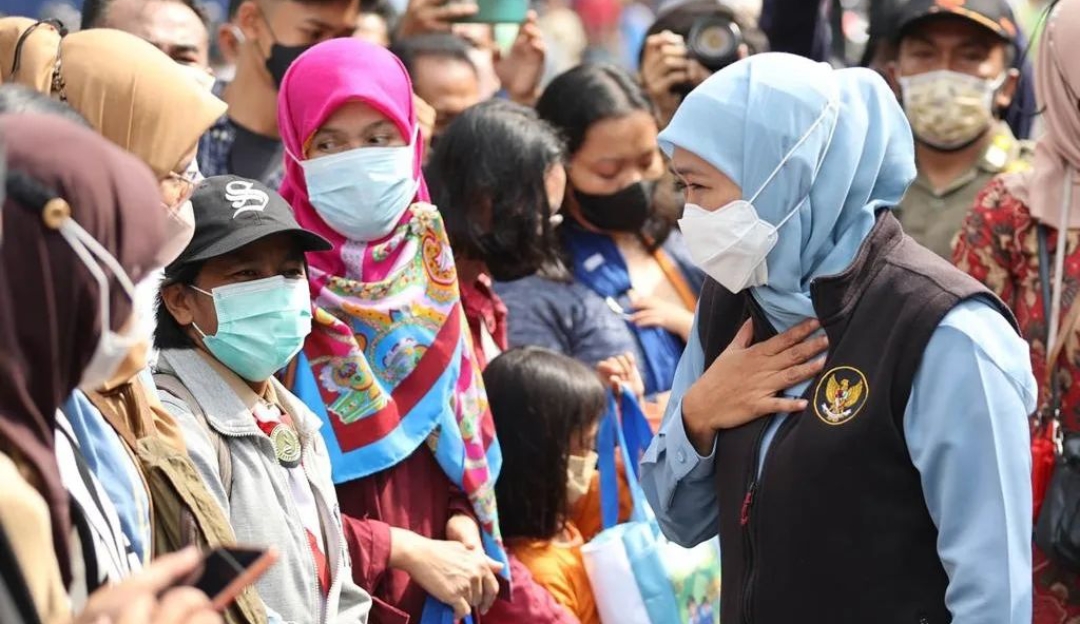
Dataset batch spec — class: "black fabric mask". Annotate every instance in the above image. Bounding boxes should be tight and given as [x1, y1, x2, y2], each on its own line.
[265, 42, 311, 89]
[573, 181, 654, 232]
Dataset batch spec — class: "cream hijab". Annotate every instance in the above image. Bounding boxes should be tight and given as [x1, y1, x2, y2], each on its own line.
[0, 19, 225, 179]
[1004, 0, 1080, 227]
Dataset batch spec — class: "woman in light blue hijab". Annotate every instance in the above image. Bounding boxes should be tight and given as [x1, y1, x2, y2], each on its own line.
[661, 52, 915, 331]
[640, 53, 1036, 624]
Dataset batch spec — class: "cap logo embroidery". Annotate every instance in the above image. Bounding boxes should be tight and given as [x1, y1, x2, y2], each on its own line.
[225, 180, 269, 217]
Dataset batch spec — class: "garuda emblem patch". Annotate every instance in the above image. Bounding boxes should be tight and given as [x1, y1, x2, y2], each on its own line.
[814, 366, 869, 426]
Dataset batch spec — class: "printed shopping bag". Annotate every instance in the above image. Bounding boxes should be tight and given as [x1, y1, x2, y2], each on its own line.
[583, 389, 720, 624]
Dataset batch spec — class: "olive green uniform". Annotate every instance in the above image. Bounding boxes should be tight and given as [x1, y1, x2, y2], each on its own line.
[898, 124, 1033, 259]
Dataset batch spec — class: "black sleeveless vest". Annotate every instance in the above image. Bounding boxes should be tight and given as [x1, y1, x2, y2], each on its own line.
[697, 212, 1017, 624]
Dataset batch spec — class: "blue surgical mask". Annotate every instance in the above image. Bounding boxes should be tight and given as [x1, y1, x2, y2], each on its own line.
[191, 275, 312, 382]
[299, 131, 420, 242]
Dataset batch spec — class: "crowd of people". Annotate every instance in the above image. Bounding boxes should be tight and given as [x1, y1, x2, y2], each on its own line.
[0, 0, 1077, 622]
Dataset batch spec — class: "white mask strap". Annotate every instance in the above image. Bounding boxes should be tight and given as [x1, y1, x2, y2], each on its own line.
[57, 217, 136, 341]
[748, 99, 839, 205]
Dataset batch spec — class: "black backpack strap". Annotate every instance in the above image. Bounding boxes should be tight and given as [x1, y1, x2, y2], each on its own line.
[1037, 224, 1062, 418]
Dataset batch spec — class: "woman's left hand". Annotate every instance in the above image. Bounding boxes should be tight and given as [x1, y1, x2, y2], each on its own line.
[629, 291, 695, 341]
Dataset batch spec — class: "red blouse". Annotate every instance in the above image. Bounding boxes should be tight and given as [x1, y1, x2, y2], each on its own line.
[953, 175, 1080, 431]
[953, 175, 1080, 624]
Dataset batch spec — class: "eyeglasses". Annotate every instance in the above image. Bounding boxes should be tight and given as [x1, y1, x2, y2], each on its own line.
[161, 170, 197, 213]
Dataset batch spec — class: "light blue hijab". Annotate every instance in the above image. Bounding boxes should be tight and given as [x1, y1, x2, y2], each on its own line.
[658, 53, 916, 332]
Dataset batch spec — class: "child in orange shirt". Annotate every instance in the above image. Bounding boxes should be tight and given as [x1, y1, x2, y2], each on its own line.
[485, 347, 608, 624]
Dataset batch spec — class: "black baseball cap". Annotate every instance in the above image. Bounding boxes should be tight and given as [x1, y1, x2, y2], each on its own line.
[165, 175, 332, 275]
[893, 0, 1019, 43]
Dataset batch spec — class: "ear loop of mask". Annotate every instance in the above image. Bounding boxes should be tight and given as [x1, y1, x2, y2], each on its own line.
[53, 210, 137, 340]
[0, 143, 6, 248]
[748, 97, 841, 231]
[173, 282, 216, 339]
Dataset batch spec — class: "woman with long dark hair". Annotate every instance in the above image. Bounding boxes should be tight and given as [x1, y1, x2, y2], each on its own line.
[497, 63, 704, 415]
[425, 99, 567, 369]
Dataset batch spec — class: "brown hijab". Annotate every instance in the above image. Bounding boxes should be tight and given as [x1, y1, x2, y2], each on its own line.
[0, 113, 166, 582]
[0, 21, 225, 178]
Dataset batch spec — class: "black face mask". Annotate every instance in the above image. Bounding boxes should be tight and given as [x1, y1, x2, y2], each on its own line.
[265, 42, 311, 89]
[573, 181, 654, 232]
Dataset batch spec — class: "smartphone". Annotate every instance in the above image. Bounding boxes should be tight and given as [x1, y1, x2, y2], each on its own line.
[187, 546, 278, 611]
[455, 0, 527, 24]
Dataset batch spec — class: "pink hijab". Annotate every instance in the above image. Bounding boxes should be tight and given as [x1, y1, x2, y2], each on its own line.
[1005, 0, 1080, 227]
[275, 38, 510, 581]
[278, 37, 430, 276]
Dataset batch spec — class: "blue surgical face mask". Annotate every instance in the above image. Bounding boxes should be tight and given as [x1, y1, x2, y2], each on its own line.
[191, 275, 312, 382]
[299, 129, 420, 242]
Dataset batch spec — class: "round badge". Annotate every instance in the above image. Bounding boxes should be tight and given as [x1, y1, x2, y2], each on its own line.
[271, 424, 302, 468]
[813, 366, 869, 426]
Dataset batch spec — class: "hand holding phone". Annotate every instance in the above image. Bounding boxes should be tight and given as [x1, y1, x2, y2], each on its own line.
[187, 546, 279, 611]
[397, 0, 479, 37]
[75, 547, 222, 624]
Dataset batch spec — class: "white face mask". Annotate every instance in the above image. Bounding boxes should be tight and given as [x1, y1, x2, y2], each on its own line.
[680, 201, 798, 292]
[899, 70, 1005, 151]
[677, 101, 836, 292]
[566, 451, 598, 506]
[156, 159, 202, 267]
[57, 216, 140, 391]
[299, 130, 420, 242]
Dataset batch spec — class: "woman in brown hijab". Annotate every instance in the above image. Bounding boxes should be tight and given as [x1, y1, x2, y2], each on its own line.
[0, 112, 222, 624]
[0, 17, 226, 268]
[0, 15, 219, 473]
[1, 23, 270, 624]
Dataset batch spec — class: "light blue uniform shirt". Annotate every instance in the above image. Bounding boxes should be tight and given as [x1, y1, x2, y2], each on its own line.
[61, 389, 152, 564]
[641, 298, 1037, 624]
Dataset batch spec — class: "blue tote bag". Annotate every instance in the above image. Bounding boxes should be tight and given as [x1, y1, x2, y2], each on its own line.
[582, 390, 721, 624]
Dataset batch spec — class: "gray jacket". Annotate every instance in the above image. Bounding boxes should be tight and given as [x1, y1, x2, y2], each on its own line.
[155, 349, 370, 624]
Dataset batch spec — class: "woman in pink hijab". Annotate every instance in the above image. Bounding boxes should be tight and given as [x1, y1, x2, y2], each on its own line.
[277, 39, 576, 624]
[953, 2, 1080, 622]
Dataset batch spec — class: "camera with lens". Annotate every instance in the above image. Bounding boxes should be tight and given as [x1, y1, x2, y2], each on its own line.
[687, 14, 742, 72]
[667, 14, 742, 97]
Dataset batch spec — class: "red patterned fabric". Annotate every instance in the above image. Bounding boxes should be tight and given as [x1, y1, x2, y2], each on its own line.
[954, 174, 1080, 623]
[460, 273, 509, 370]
